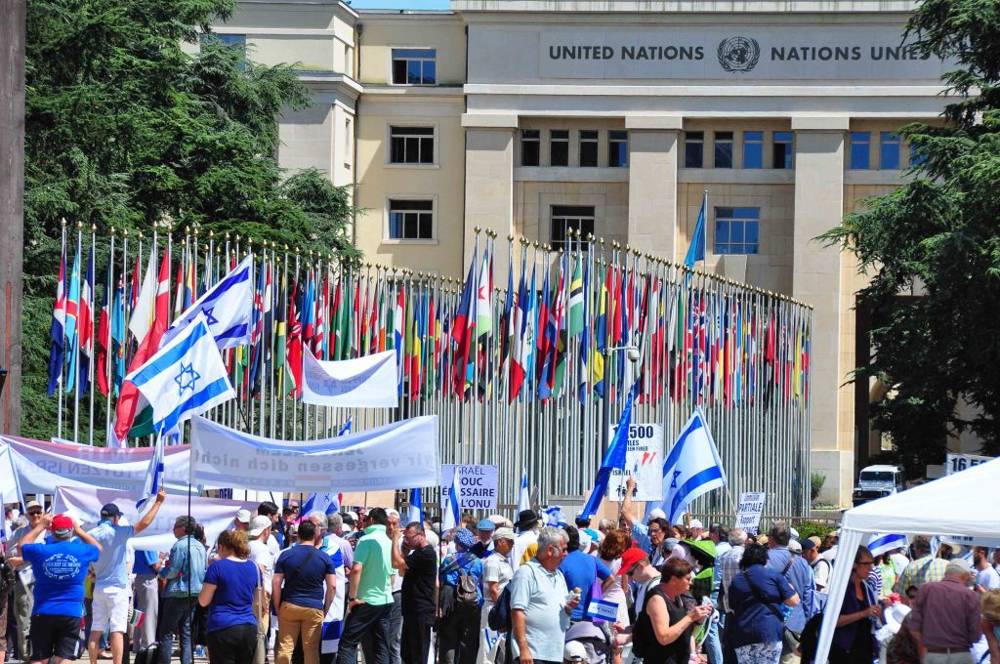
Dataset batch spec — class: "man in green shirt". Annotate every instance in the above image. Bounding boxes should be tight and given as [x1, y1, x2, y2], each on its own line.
[336, 507, 394, 664]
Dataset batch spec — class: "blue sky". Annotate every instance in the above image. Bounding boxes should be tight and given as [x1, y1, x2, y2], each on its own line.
[347, 0, 450, 9]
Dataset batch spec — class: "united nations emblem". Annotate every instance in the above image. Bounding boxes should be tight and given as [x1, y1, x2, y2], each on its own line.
[717, 36, 761, 73]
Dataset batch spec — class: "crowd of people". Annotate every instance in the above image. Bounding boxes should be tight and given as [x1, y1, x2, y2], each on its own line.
[1, 487, 1000, 664]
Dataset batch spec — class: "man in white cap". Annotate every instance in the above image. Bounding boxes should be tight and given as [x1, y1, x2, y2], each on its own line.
[9, 499, 44, 661]
[248, 515, 276, 664]
[235, 508, 253, 532]
[688, 519, 705, 541]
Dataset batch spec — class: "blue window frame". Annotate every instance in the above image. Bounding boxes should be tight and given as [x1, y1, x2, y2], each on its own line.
[714, 207, 760, 255]
[773, 131, 793, 169]
[880, 132, 901, 170]
[850, 131, 871, 169]
[743, 131, 763, 169]
[909, 142, 926, 167]
[391, 48, 436, 85]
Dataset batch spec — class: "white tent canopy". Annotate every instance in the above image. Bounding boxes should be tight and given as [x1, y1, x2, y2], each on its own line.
[815, 457, 1000, 663]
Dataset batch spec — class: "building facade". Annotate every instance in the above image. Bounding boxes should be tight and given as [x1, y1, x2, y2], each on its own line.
[212, 0, 958, 505]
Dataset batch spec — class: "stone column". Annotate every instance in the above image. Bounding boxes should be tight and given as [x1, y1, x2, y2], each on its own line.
[462, 114, 517, 273]
[791, 115, 850, 505]
[626, 116, 681, 260]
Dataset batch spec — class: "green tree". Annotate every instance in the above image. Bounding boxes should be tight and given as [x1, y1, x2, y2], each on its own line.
[20, 0, 359, 439]
[822, 0, 1000, 476]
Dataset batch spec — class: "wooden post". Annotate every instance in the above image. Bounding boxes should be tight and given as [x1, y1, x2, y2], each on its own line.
[0, 0, 25, 434]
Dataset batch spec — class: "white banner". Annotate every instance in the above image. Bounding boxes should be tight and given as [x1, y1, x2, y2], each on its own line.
[53, 485, 255, 554]
[0, 435, 191, 498]
[440, 465, 499, 510]
[945, 453, 993, 476]
[735, 491, 766, 535]
[608, 423, 664, 502]
[302, 349, 398, 408]
[190, 415, 439, 492]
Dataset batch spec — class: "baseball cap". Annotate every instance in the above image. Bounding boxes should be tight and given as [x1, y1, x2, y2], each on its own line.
[564, 641, 588, 662]
[50, 514, 74, 533]
[100, 503, 122, 519]
[800, 538, 816, 552]
[619, 546, 648, 576]
[235, 509, 252, 524]
[249, 515, 271, 538]
[25, 500, 41, 511]
[476, 518, 496, 532]
[788, 539, 802, 555]
[647, 508, 666, 521]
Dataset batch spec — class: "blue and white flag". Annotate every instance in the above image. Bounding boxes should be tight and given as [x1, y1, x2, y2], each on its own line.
[651, 408, 726, 524]
[684, 191, 707, 268]
[442, 473, 460, 532]
[518, 469, 531, 513]
[868, 532, 908, 558]
[544, 505, 566, 527]
[302, 492, 340, 517]
[338, 417, 353, 436]
[136, 433, 166, 509]
[407, 488, 423, 526]
[580, 382, 637, 519]
[126, 313, 235, 437]
[163, 255, 253, 350]
[302, 349, 398, 408]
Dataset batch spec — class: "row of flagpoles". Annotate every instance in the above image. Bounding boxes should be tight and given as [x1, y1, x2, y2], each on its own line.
[43, 218, 813, 516]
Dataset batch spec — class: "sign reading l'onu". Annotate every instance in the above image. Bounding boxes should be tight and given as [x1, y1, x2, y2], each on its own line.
[537, 25, 950, 81]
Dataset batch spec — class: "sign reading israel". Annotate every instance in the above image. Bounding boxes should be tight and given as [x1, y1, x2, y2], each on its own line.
[536, 25, 950, 81]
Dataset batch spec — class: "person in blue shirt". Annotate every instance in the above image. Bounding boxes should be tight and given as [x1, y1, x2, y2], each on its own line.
[558, 525, 613, 622]
[198, 529, 261, 664]
[19, 512, 101, 664]
[87, 490, 166, 664]
[764, 522, 816, 651]
[438, 528, 484, 664]
[727, 543, 800, 664]
[157, 515, 207, 664]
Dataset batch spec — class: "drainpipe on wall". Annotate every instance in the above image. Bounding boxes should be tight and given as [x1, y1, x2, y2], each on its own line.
[351, 23, 363, 249]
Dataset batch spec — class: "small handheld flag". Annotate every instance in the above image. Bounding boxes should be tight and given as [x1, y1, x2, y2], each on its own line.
[407, 488, 423, 526]
[518, 469, 531, 513]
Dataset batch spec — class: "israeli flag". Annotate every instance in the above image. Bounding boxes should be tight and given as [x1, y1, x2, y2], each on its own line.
[442, 474, 460, 532]
[868, 533, 908, 558]
[163, 255, 253, 350]
[651, 408, 726, 524]
[136, 433, 166, 509]
[338, 417, 353, 436]
[302, 492, 340, 517]
[126, 312, 235, 437]
[518, 469, 531, 513]
[407, 488, 423, 526]
[580, 382, 637, 519]
[544, 505, 566, 527]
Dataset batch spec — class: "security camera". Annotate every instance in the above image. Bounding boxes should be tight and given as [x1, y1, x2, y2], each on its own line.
[626, 348, 640, 363]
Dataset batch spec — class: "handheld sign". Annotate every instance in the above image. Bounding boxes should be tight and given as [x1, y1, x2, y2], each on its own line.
[608, 423, 664, 502]
[735, 491, 766, 535]
[440, 464, 499, 510]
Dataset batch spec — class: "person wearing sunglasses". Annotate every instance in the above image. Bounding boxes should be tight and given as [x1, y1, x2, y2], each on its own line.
[9, 500, 45, 661]
[830, 546, 882, 664]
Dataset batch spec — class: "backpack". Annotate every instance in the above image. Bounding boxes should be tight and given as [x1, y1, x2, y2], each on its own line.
[455, 567, 479, 609]
[0, 556, 14, 597]
[487, 583, 512, 632]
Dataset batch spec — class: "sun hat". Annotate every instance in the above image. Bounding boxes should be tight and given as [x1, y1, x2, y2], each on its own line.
[515, 509, 539, 532]
[235, 509, 252, 524]
[493, 527, 515, 542]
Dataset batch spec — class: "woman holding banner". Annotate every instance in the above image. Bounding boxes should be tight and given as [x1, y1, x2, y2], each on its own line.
[198, 530, 260, 664]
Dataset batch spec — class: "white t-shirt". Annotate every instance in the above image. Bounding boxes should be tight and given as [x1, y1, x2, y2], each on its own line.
[977, 565, 1000, 590]
[511, 530, 538, 571]
[811, 556, 832, 591]
[482, 551, 513, 611]
[249, 539, 276, 590]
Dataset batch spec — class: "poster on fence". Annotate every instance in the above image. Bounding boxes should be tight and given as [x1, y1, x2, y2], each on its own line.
[735, 491, 766, 535]
[440, 464, 499, 510]
[945, 453, 993, 476]
[608, 424, 664, 502]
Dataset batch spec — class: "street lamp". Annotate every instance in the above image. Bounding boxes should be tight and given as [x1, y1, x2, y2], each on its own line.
[600, 345, 640, 456]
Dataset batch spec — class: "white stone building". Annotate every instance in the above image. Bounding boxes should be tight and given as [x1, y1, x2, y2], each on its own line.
[209, 0, 961, 505]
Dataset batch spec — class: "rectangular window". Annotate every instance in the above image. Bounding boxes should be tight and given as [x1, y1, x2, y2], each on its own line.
[608, 130, 628, 167]
[388, 199, 433, 240]
[389, 126, 434, 165]
[551, 206, 595, 251]
[579, 130, 599, 167]
[773, 131, 793, 169]
[550, 130, 569, 167]
[714, 207, 760, 255]
[743, 131, 763, 169]
[345, 118, 352, 167]
[850, 131, 871, 169]
[521, 129, 540, 167]
[714, 131, 734, 168]
[391, 48, 436, 85]
[880, 132, 901, 170]
[684, 131, 704, 168]
[909, 142, 926, 167]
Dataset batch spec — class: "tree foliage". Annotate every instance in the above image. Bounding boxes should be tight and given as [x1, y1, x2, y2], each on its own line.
[20, 0, 360, 439]
[822, 0, 1000, 475]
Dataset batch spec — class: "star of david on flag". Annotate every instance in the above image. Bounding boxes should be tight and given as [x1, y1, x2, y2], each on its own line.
[162, 255, 253, 350]
[125, 312, 235, 437]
